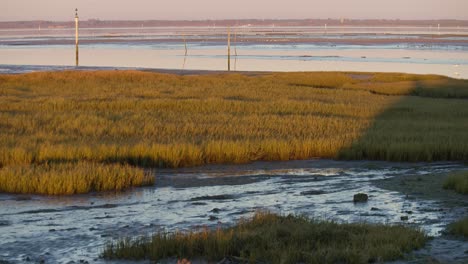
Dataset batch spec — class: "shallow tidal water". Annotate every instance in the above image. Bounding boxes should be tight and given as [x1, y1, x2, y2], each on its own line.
[0, 26, 467, 78]
[0, 160, 467, 263]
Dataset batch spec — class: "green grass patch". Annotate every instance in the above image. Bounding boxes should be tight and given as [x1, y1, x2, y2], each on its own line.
[448, 217, 468, 238]
[0, 162, 154, 195]
[102, 212, 428, 263]
[443, 171, 468, 195]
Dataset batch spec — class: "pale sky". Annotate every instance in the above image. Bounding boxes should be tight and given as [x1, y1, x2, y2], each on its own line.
[1, 0, 467, 21]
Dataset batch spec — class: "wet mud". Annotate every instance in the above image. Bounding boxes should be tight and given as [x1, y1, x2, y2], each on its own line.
[0, 160, 467, 263]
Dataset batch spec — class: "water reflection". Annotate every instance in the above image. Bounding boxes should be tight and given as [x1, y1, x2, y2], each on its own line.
[1, 26, 467, 78]
[0, 45, 467, 78]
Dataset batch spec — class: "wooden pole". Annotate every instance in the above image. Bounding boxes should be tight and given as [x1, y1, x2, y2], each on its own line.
[183, 33, 188, 56]
[227, 27, 231, 71]
[234, 28, 237, 71]
[75, 9, 79, 67]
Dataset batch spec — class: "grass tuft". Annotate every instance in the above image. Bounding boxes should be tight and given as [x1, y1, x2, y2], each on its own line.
[0, 162, 153, 195]
[443, 171, 468, 195]
[447, 217, 468, 238]
[102, 212, 428, 263]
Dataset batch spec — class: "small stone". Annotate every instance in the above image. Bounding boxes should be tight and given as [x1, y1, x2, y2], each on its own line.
[15, 196, 32, 201]
[405, 211, 413, 214]
[301, 190, 325, 195]
[371, 207, 380, 211]
[401, 216, 409, 221]
[209, 215, 219, 221]
[353, 193, 368, 203]
[210, 208, 221, 214]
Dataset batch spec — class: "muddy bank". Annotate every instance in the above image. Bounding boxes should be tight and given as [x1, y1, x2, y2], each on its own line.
[374, 172, 468, 263]
[3, 35, 468, 47]
[374, 171, 468, 208]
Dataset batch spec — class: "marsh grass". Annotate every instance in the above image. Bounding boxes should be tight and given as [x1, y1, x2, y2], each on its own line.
[448, 217, 468, 237]
[0, 162, 153, 195]
[1, 70, 468, 194]
[443, 171, 468, 195]
[102, 212, 428, 263]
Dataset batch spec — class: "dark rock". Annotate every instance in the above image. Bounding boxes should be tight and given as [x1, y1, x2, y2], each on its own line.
[49, 229, 56, 232]
[15, 196, 32, 201]
[371, 207, 380, 211]
[405, 211, 413, 214]
[300, 190, 325, 195]
[209, 215, 219, 221]
[210, 208, 221, 213]
[191, 194, 233, 201]
[401, 216, 409, 221]
[191, 202, 207, 206]
[353, 193, 368, 203]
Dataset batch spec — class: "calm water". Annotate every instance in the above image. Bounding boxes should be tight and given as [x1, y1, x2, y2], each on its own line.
[0, 26, 467, 78]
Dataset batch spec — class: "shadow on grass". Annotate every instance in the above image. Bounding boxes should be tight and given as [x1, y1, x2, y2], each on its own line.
[338, 76, 468, 162]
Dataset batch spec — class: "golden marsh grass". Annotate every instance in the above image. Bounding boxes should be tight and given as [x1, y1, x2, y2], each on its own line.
[0, 162, 153, 195]
[1, 70, 467, 194]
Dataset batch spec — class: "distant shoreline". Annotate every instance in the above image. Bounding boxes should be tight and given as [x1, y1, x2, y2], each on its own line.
[0, 65, 466, 80]
[2, 18, 468, 29]
[3, 34, 468, 47]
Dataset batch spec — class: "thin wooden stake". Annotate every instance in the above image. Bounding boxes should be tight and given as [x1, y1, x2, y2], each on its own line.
[227, 27, 231, 71]
[183, 33, 188, 56]
[75, 8, 79, 67]
[234, 28, 237, 71]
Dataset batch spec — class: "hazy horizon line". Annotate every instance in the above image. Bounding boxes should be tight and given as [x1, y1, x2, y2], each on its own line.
[2, 17, 468, 23]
